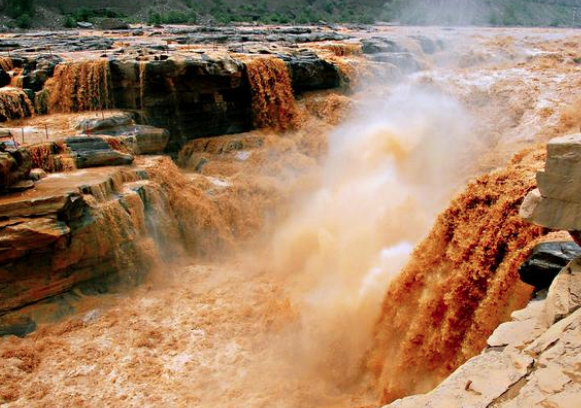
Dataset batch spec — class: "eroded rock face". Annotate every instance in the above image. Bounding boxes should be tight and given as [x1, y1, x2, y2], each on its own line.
[0, 158, 186, 336]
[383, 260, 581, 408]
[520, 134, 581, 234]
[110, 56, 253, 151]
[0, 147, 32, 191]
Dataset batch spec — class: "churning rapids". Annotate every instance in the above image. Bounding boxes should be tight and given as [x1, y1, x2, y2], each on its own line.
[2, 26, 581, 408]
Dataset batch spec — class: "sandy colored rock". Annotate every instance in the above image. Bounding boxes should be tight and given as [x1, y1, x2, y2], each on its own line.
[538, 258, 581, 327]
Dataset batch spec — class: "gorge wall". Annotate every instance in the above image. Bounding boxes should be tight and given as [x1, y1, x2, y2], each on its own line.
[1, 48, 344, 151]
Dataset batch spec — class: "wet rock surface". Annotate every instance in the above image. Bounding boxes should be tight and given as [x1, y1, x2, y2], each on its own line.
[0, 158, 183, 336]
[66, 137, 134, 168]
[519, 241, 581, 292]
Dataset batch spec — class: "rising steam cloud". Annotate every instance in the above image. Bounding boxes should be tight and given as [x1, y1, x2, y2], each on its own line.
[269, 82, 483, 392]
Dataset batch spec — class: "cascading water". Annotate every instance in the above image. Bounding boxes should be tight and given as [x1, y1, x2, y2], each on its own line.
[44, 59, 112, 113]
[265, 83, 488, 397]
[245, 57, 300, 131]
[0, 88, 35, 121]
[367, 146, 548, 403]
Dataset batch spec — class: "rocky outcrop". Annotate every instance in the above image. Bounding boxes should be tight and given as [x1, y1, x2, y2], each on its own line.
[0, 158, 186, 336]
[75, 113, 170, 155]
[279, 50, 342, 92]
[109, 51, 342, 149]
[384, 137, 581, 408]
[110, 55, 253, 151]
[384, 258, 581, 408]
[521, 134, 581, 241]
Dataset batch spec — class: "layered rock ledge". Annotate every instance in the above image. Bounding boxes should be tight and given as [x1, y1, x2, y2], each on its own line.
[0, 156, 190, 336]
[0, 26, 436, 150]
[521, 134, 581, 241]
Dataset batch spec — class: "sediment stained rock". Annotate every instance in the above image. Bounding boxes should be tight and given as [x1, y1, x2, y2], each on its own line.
[0, 155, 247, 334]
[0, 88, 35, 122]
[109, 56, 252, 151]
[0, 147, 32, 191]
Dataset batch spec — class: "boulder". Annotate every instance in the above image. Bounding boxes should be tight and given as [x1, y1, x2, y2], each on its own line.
[279, 51, 342, 92]
[369, 52, 421, 73]
[21, 55, 64, 92]
[519, 241, 581, 292]
[75, 112, 134, 132]
[77, 22, 94, 29]
[362, 37, 405, 54]
[539, 257, 581, 326]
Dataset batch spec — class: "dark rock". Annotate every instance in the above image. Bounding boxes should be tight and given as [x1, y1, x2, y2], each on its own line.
[21, 55, 64, 92]
[0, 68, 10, 87]
[0, 41, 21, 51]
[362, 37, 405, 54]
[75, 112, 134, 132]
[110, 56, 253, 151]
[519, 241, 581, 292]
[369, 52, 421, 73]
[278, 51, 342, 92]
